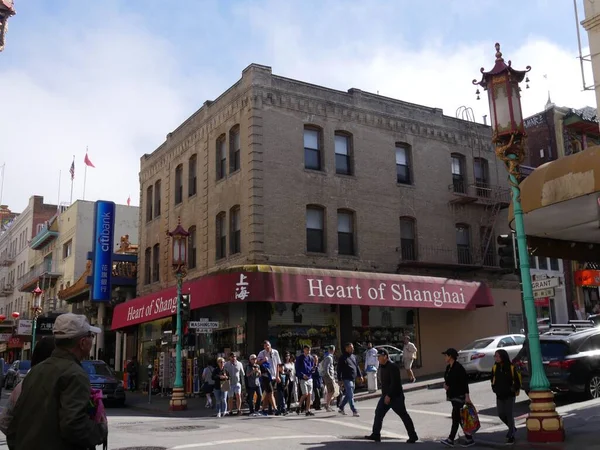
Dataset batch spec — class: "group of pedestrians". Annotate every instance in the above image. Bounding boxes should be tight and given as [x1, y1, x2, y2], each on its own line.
[200, 340, 367, 419]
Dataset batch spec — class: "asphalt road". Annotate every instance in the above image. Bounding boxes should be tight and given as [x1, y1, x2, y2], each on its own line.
[0, 380, 590, 449]
[95, 380, 542, 449]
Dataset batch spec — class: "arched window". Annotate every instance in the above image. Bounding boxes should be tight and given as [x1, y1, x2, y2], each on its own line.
[152, 244, 160, 282]
[174, 164, 183, 204]
[145, 185, 153, 222]
[229, 125, 241, 172]
[216, 135, 227, 180]
[335, 132, 353, 175]
[230, 206, 241, 254]
[306, 205, 325, 253]
[455, 223, 471, 265]
[188, 154, 197, 197]
[337, 209, 355, 255]
[154, 180, 161, 217]
[144, 247, 151, 285]
[399, 216, 417, 261]
[216, 212, 227, 260]
[304, 126, 323, 171]
[395, 143, 412, 184]
[451, 153, 466, 193]
[188, 226, 197, 269]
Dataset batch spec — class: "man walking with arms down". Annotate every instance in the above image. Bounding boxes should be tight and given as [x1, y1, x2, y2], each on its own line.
[338, 342, 363, 417]
[365, 348, 419, 444]
[295, 345, 315, 416]
[7, 313, 107, 450]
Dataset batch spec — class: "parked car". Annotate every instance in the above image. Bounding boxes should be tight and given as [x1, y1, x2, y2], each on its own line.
[82, 360, 126, 406]
[514, 325, 600, 399]
[4, 360, 31, 389]
[458, 334, 525, 376]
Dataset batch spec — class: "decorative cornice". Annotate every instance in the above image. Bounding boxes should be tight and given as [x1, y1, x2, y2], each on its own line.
[582, 12, 600, 32]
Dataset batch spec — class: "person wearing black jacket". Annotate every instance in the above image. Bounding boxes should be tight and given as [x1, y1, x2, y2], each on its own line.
[491, 349, 520, 444]
[365, 348, 418, 444]
[337, 342, 363, 416]
[441, 348, 474, 448]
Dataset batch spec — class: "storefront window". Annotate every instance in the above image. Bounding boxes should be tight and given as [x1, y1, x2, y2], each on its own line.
[350, 306, 417, 349]
[267, 303, 338, 356]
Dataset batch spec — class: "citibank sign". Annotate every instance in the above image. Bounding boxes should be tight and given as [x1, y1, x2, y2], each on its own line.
[91, 201, 116, 302]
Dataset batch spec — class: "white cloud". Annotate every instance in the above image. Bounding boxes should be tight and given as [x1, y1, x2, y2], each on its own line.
[0, 2, 596, 214]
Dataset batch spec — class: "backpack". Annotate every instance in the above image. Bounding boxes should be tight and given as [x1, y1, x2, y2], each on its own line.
[492, 364, 521, 396]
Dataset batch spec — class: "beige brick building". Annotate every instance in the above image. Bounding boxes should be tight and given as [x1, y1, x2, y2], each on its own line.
[115, 64, 522, 380]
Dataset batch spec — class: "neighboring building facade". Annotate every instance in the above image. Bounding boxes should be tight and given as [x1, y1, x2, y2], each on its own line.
[523, 104, 600, 321]
[16, 200, 139, 361]
[113, 64, 522, 380]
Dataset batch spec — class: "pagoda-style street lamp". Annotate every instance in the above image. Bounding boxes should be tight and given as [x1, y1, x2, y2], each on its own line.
[31, 283, 43, 352]
[0, 0, 16, 53]
[473, 43, 564, 443]
[11, 311, 19, 320]
[167, 217, 189, 411]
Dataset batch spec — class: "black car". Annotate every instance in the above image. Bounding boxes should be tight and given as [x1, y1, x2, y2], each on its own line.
[514, 327, 600, 399]
[82, 360, 126, 406]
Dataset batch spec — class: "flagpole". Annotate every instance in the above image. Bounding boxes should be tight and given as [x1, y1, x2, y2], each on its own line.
[70, 155, 74, 205]
[57, 170, 61, 215]
[83, 164, 87, 201]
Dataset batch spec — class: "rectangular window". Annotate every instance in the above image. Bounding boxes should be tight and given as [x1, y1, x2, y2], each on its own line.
[217, 138, 227, 180]
[335, 134, 352, 175]
[175, 165, 183, 205]
[306, 208, 325, 253]
[400, 218, 416, 261]
[396, 145, 411, 184]
[452, 156, 465, 193]
[230, 208, 241, 254]
[188, 155, 197, 197]
[216, 214, 226, 260]
[62, 240, 72, 259]
[337, 211, 355, 255]
[474, 158, 489, 197]
[154, 180, 161, 217]
[146, 185, 153, 222]
[230, 129, 241, 172]
[529, 253, 537, 269]
[152, 244, 160, 283]
[538, 257, 548, 270]
[188, 228, 197, 269]
[144, 248, 151, 285]
[456, 225, 472, 264]
[304, 129, 321, 171]
[549, 258, 559, 271]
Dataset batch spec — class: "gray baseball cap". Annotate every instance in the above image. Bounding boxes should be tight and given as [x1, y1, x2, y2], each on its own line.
[53, 313, 101, 339]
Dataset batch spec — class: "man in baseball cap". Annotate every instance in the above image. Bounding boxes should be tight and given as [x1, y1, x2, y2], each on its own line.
[8, 313, 106, 449]
[441, 348, 459, 360]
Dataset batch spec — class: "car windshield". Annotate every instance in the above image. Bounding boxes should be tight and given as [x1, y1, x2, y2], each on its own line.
[18, 361, 31, 371]
[462, 339, 494, 350]
[82, 361, 114, 377]
[540, 342, 570, 362]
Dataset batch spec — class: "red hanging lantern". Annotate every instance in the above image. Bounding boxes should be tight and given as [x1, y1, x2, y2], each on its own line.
[11, 311, 19, 319]
[0, 314, 5, 323]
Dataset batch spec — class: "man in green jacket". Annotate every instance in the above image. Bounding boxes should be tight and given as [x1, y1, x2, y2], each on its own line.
[7, 313, 107, 449]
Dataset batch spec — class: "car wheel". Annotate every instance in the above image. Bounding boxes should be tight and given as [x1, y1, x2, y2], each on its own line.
[587, 374, 600, 399]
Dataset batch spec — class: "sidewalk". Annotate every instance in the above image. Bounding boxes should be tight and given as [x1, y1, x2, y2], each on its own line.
[123, 376, 446, 416]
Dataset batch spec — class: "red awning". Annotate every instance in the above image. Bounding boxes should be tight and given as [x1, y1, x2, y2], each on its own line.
[111, 265, 494, 330]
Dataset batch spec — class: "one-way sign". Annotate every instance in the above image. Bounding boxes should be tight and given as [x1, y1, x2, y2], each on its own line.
[189, 321, 219, 329]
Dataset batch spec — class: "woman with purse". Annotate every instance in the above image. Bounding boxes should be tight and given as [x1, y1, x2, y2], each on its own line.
[440, 348, 475, 448]
[212, 357, 230, 418]
[491, 349, 521, 444]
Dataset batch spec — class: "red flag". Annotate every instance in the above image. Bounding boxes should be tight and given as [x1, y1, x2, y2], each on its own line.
[127, 195, 131, 206]
[84, 153, 95, 168]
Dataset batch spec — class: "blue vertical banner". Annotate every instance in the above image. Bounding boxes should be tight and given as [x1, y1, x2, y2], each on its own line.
[91, 201, 116, 302]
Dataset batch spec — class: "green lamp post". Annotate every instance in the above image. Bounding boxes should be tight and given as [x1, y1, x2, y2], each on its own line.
[31, 283, 43, 353]
[167, 217, 189, 411]
[473, 43, 564, 443]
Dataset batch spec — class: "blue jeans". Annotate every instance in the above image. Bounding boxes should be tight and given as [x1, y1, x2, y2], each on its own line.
[372, 394, 418, 440]
[214, 389, 228, 415]
[247, 386, 262, 414]
[340, 380, 357, 412]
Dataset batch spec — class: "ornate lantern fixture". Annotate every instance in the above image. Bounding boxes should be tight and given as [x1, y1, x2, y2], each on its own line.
[32, 284, 43, 315]
[0, 314, 5, 323]
[473, 43, 531, 177]
[11, 311, 19, 320]
[168, 218, 189, 272]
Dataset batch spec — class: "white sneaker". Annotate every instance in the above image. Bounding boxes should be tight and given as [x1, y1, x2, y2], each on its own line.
[216, 412, 222, 418]
[353, 411, 360, 417]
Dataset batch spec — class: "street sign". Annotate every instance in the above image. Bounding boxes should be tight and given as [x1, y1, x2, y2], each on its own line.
[531, 278, 559, 290]
[189, 321, 219, 329]
[534, 288, 555, 299]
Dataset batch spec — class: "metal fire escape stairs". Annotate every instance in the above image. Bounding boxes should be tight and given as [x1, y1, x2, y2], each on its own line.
[455, 106, 502, 266]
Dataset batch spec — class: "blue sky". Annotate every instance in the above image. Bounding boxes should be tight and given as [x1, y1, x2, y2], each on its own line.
[0, 0, 595, 212]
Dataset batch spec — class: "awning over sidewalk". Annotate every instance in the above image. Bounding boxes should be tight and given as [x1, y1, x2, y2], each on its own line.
[509, 146, 600, 260]
[111, 265, 494, 330]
